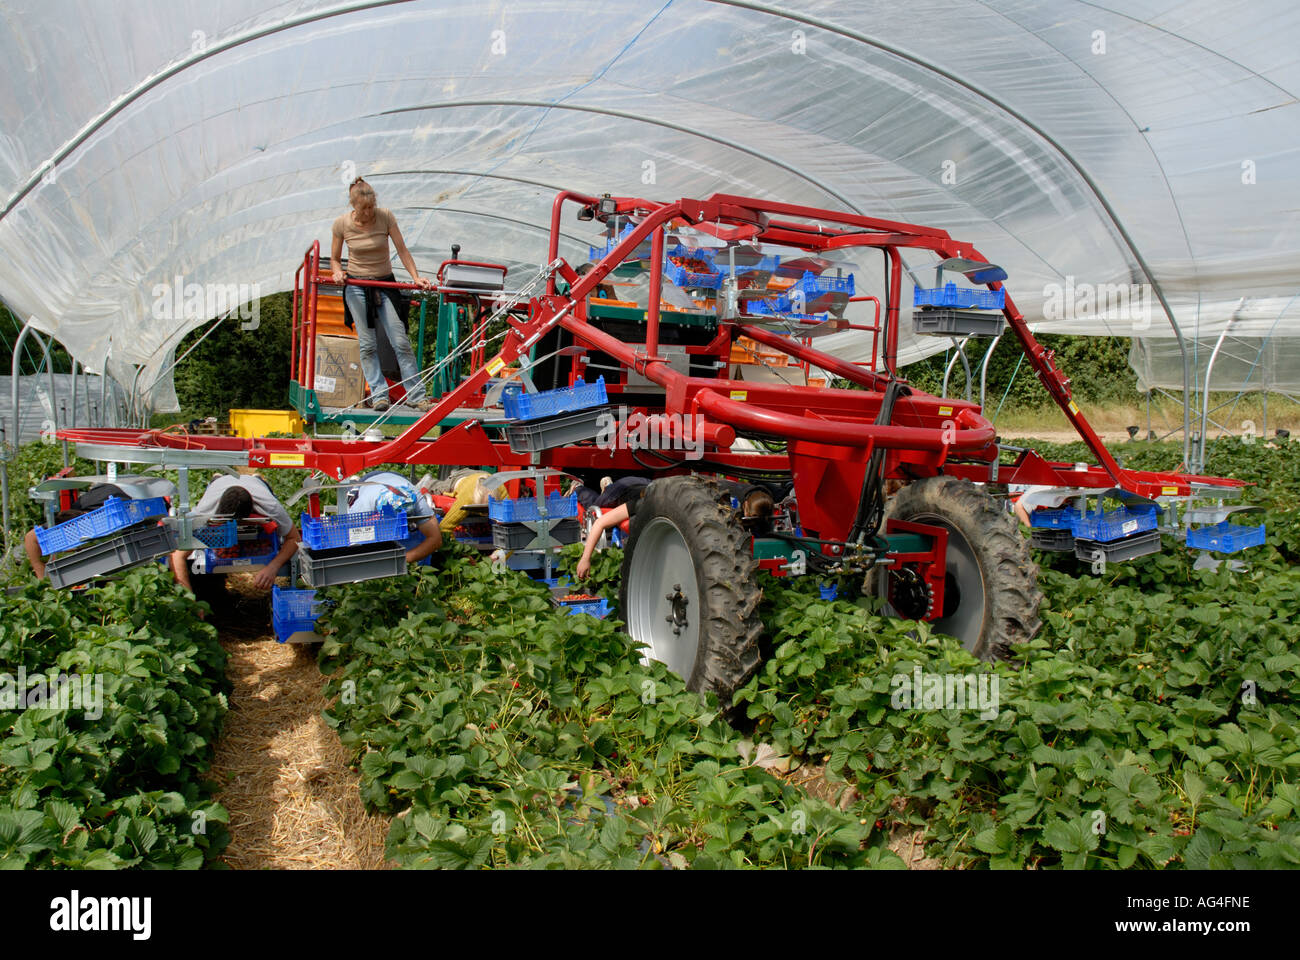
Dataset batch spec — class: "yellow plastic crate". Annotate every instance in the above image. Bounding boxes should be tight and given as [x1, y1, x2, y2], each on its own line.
[229, 409, 304, 438]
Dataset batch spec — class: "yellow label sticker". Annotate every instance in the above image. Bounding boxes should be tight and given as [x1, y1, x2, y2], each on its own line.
[270, 453, 305, 466]
[730, 390, 748, 401]
[1162, 486, 1179, 496]
[938, 406, 953, 416]
[1068, 400, 1080, 414]
[487, 357, 505, 375]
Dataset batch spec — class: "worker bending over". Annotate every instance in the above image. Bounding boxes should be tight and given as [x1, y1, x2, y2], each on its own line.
[345, 470, 442, 563]
[170, 474, 301, 593]
[24, 483, 129, 581]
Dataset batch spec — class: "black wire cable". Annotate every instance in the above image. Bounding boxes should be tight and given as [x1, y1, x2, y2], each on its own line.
[848, 377, 910, 544]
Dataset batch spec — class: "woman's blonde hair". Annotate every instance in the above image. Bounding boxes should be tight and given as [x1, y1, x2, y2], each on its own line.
[349, 177, 376, 204]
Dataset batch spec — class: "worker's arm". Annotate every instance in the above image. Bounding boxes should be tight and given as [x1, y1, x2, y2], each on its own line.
[330, 229, 346, 285]
[24, 529, 46, 580]
[252, 526, 300, 590]
[575, 504, 630, 580]
[405, 517, 443, 564]
[1013, 497, 1031, 527]
[169, 548, 193, 593]
[388, 218, 431, 289]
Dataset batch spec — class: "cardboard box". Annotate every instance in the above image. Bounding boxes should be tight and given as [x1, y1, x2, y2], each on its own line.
[313, 335, 365, 408]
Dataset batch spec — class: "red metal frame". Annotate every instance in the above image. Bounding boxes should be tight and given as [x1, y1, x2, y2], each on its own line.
[63, 189, 1243, 550]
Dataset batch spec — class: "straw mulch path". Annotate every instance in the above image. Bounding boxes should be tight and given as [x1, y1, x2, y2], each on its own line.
[204, 575, 391, 869]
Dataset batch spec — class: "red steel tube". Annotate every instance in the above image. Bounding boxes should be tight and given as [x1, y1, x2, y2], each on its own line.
[546, 190, 600, 296]
[884, 247, 902, 376]
[306, 241, 319, 391]
[645, 225, 665, 361]
[694, 389, 994, 450]
[291, 261, 301, 381]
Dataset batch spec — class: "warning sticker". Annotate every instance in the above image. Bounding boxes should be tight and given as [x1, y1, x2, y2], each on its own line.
[348, 525, 376, 546]
[270, 453, 305, 466]
[1161, 486, 1179, 496]
[1068, 400, 1080, 414]
[487, 357, 505, 375]
[938, 406, 953, 416]
[730, 390, 748, 401]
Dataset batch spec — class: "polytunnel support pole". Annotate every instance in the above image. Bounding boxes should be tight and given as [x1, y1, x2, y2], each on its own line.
[0, 422, 10, 560]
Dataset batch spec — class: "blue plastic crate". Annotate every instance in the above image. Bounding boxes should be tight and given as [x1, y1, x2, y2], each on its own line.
[558, 596, 611, 618]
[663, 257, 723, 289]
[913, 282, 1005, 311]
[1185, 521, 1266, 554]
[300, 507, 407, 550]
[488, 493, 579, 522]
[745, 297, 828, 323]
[1028, 506, 1082, 529]
[818, 583, 838, 601]
[1069, 506, 1159, 543]
[502, 376, 607, 421]
[794, 270, 855, 297]
[716, 253, 781, 275]
[35, 496, 169, 555]
[204, 530, 281, 571]
[191, 520, 237, 548]
[589, 223, 652, 262]
[272, 584, 320, 621]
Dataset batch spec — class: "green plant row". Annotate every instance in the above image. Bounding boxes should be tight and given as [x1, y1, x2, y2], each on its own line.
[317, 544, 906, 869]
[0, 566, 230, 868]
[321, 439, 1299, 869]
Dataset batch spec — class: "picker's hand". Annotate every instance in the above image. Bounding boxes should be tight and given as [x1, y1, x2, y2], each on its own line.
[575, 557, 591, 581]
[414, 276, 433, 290]
[251, 566, 277, 590]
[331, 268, 345, 284]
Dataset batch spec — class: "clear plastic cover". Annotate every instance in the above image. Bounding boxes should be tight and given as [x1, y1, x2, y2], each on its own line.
[0, 0, 1296, 409]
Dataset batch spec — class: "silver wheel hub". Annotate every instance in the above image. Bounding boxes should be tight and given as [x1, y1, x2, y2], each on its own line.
[625, 517, 701, 680]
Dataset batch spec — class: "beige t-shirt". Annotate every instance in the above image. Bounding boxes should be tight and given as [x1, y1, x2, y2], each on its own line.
[332, 208, 394, 277]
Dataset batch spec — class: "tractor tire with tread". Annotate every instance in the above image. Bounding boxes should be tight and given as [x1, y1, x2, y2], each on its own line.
[882, 475, 1042, 659]
[618, 475, 763, 705]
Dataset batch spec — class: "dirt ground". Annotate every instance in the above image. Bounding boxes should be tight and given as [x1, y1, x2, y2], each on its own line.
[204, 575, 390, 869]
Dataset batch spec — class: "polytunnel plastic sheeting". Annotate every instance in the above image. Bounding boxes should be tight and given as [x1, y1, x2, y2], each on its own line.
[1130, 335, 1300, 395]
[0, 1, 1298, 412]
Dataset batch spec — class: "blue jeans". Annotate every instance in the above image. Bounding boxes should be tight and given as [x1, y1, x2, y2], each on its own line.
[343, 284, 426, 403]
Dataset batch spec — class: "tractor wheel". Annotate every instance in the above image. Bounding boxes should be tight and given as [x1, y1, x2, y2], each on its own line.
[880, 476, 1042, 659]
[618, 475, 763, 704]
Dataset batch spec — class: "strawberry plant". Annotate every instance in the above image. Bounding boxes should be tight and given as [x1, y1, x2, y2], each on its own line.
[317, 544, 904, 868]
[0, 565, 230, 868]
